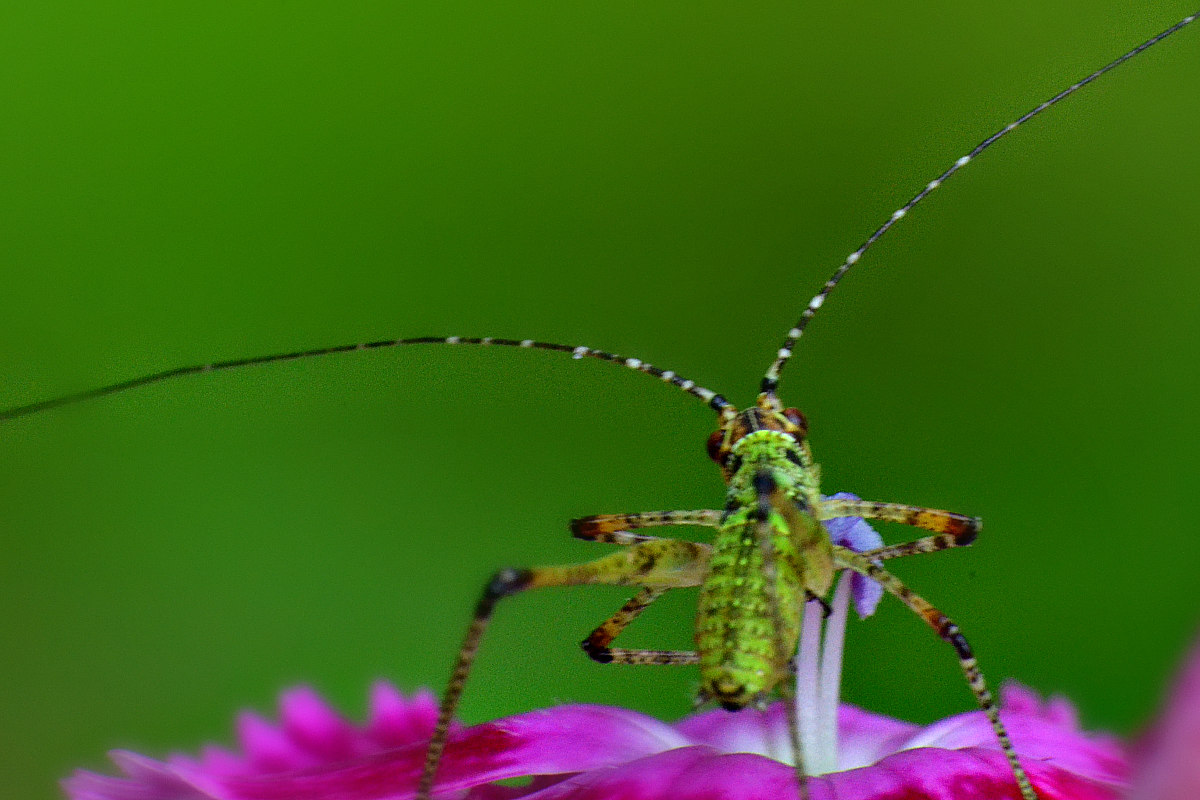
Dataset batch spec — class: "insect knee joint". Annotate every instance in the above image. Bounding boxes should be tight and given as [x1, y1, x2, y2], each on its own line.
[580, 636, 614, 664]
[475, 568, 533, 615]
[569, 516, 602, 539]
[959, 517, 982, 546]
[938, 620, 974, 660]
[486, 568, 532, 598]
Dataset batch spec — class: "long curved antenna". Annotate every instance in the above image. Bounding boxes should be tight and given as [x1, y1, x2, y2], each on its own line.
[761, 9, 1200, 397]
[0, 335, 733, 422]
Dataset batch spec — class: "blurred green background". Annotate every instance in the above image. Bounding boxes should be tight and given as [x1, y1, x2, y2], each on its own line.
[3, 3, 1200, 798]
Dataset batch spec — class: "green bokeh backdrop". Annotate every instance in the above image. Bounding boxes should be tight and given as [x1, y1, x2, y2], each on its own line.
[3, 3, 1200, 798]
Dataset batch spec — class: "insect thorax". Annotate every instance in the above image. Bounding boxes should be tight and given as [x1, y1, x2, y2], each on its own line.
[724, 428, 819, 512]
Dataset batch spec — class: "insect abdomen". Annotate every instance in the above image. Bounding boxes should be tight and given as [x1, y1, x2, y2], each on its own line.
[695, 519, 804, 708]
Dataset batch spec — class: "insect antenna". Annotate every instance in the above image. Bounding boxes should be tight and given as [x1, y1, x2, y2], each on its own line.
[760, 8, 1200, 399]
[0, 335, 733, 422]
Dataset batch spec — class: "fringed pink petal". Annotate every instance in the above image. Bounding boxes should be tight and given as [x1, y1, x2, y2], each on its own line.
[518, 748, 797, 800]
[365, 682, 440, 750]
[175, 703, 688, 800]
[1129, 637, 1200, 800]
[192, 744, 247, 778]
[61, 681, 1136, 800]
[501, 746, 1118, 800]
[64, 750, 209, 800]
[235, 710, 317, 772]
[836, 705, 923, 770]
[894, 689, 1126, 787]
[674, 703, 793, 762]
[821, 746, 1121, 800]
[999, 684, 1079, 731]
[278, 686, 373, 761]
[672, 698, 923, 768]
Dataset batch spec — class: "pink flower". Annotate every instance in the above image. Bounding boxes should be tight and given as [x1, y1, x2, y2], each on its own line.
[63, 495, 1200, 800]
[1127, 638, 1200, 800]
[65, 678, 1142, 800]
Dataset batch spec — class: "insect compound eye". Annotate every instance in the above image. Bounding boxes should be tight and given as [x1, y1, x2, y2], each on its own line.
[782, 407, 808, 436]
[706, 430, 726, 463]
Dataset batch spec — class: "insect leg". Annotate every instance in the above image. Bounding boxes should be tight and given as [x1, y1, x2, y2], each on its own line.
[570, 510, 721, 544]
[416, 539, 710, 800]
[860, 534, 971, 562]
[819, 498, 979, 541]
[832, 546, 1039, 800]
[820, 498, 979, 562]
[581, 586, 699, 665]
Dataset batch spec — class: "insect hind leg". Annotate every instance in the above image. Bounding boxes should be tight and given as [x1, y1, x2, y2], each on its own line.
[581, 586, 699, 666]
[416, 539, 711, 800]
[570, 510, 721, 545]
[415, 568, 530, 800]
[832, 546, 1040, 800]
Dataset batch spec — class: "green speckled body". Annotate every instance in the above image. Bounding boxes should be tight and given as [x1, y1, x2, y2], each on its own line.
[696, 418, 834, 707]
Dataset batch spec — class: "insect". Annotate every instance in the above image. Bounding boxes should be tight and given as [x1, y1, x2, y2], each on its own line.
[3, 7, 1198, 800]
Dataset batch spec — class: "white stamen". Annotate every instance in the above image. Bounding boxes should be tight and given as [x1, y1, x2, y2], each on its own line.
[818, 575, 852, 771]
[790, 573, 852, 776]
[797, 600, 823, 770]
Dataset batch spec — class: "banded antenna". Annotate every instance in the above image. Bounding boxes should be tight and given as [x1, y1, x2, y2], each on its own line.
[0, 337, 733, 422]
[761, 9, 1200, 398]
